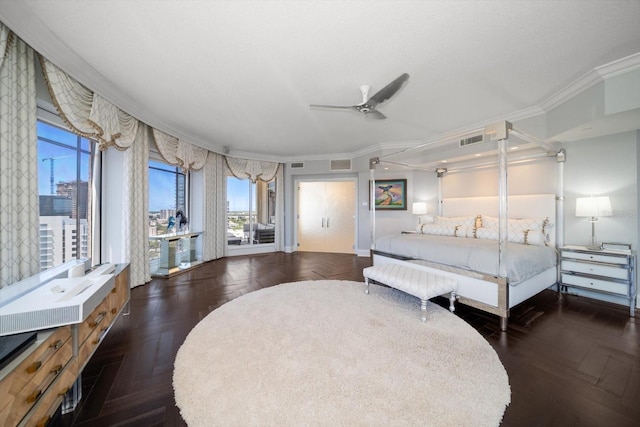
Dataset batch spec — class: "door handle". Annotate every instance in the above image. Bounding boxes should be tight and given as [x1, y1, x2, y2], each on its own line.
[326, 218, 330, 228]
[321, 218, 325, 228]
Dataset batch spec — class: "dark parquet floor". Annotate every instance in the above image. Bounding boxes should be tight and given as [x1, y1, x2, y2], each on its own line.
[55, 252, 640, 427]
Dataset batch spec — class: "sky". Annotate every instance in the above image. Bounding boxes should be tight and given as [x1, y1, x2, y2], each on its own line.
[38, 121, 253, 213]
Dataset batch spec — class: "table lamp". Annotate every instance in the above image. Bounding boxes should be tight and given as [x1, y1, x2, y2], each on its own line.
[576, 196, 612, 250]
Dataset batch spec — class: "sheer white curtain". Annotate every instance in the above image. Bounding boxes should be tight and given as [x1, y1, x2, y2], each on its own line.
[202, 152, 227, 261]
[0, 24, 39, 288]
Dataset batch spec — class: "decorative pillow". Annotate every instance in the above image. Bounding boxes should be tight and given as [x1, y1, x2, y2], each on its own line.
[419, 224, 457, 237]
[433, 215, 476, 228]
[475, 225, 546, 246]
[475, 227, 500, 241]
[422, 215, 437, 224]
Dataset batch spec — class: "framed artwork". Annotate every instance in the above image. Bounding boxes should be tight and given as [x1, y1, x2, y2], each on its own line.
[371, 179, 407, 210]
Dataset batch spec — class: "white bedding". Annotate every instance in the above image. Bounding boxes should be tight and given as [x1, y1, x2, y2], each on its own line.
[374, 234, 557, 285]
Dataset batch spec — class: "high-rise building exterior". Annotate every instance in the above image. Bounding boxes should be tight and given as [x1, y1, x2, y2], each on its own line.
[39, 180, 89, 271]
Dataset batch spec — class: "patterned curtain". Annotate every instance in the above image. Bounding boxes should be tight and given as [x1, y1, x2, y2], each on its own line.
[152, 128, 208, 171]
[40, 54, 151, 287]
[122, 124, 151, 287]
[224, 156, 284, 251]
[39, 56, 139, 151]
[202, 152, 227, 261]
[274, 164, 284, 251]
[225, 156, 279, 183]
[0, 24, 39, 288]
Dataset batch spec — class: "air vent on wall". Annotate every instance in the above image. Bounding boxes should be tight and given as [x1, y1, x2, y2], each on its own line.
[459, 134, 486, 147]
[290, 162, 305, 169]
[330, 159, 352, 171]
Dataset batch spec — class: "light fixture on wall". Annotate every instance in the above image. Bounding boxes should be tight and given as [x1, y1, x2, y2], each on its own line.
[412, 202, 428, 224]
[575, 195, 612, 250]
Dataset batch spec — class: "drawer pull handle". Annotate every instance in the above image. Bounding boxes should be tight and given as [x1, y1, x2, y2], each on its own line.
[111, 308, 117, 314]
[36, 415, 50, 427]
[92, 327, 109, 345]
[26, 361, 42, 373]
[111, 287, 117, 293]
[91, 311, 108, 328]
[50, 364, 63, 375]
[26, 389, 42, 403]
[50, 339, 63, 350]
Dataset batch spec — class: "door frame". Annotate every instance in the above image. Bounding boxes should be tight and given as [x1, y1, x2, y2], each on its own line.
[294, 177, 358, 254]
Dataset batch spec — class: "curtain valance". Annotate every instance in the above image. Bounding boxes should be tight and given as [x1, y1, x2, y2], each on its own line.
[39, 56, 138, 151]
[0, 23, 12, 69]
[225, 156, 280, 183]
[152, 129, 208, 171]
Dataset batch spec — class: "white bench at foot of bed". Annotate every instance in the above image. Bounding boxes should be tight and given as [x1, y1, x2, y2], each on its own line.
[363, 264, 458, 323]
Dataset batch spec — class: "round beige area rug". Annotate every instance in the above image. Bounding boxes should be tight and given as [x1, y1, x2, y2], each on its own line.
[173, 280, 510, 426]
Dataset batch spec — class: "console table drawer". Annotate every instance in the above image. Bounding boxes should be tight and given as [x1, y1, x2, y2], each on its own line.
[563, 251, 628, 265]
[0, 327, 72, 427]
[561, 260, 629, 280]
[561, 273, 629, 296]
[78, 297, 112, 346]
[25, 359, 78, 427]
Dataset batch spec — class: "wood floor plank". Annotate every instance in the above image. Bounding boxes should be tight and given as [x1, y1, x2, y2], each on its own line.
[53, 252, 640, 426]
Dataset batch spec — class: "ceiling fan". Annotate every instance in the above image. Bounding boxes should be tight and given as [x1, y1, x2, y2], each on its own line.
[310, 73, 410, 120]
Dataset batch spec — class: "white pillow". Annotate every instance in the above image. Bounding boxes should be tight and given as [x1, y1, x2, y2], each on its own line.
[475, 226, 546, 246]
[419, 224, 457, 237]
[433, 215, 476, 228]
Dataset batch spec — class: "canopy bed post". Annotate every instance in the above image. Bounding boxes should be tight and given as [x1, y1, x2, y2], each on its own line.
[487, 120, 513, 330]
[369, 157, 380, 252]
[556, 149, 566, 248]
[436, 168, 447, 216]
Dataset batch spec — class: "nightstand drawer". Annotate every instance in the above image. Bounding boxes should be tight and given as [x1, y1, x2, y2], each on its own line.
[562, 251, 628, 265]
[561, 273, 629, 295]
[561, 260, 629, 280]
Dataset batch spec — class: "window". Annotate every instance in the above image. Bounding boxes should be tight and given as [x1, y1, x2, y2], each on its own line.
[148, 160, 188, 268]
[37, 121, 93, 271]
[227, 176, 276, 246]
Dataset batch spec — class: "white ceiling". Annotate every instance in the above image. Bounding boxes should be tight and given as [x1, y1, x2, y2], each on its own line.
[1, 1, 639, 162]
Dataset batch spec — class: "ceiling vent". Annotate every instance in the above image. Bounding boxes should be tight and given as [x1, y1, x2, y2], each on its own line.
[330, 159, 352, 171]
[290, 162, 305, 169]
[459, 134, 486, 147]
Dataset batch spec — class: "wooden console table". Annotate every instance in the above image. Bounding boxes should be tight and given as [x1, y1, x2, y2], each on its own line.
[0, 264, 130, 426]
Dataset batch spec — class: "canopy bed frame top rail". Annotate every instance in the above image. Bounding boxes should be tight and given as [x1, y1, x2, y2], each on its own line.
[368, 121, 564, 331]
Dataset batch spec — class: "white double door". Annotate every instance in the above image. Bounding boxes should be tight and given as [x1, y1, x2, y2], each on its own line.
[297, 180, 356, 254]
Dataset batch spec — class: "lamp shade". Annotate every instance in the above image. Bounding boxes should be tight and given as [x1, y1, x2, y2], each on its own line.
[576, 196, 612, 217]
[412, 202, 428, 215]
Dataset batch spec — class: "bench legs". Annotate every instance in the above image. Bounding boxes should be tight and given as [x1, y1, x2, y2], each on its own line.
[449, 291, 457, 313]
[366, 279, 458, 324]
[420, 299, 428, 322]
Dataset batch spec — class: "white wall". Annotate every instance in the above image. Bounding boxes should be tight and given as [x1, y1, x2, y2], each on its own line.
[101, 149, 125, 263]
[564, 131, 638, 248]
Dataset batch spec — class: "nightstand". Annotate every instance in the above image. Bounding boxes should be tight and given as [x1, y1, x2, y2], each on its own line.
[559, 245, 637, 317]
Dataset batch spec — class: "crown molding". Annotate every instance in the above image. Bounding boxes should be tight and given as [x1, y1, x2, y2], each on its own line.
[595, 51, 640, 79]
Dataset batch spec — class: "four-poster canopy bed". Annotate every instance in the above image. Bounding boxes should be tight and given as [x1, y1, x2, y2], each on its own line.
[369, 121, 565, 331]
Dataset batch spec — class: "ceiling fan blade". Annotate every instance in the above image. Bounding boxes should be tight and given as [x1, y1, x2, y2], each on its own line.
[365, 110, 387, 120]
[367, 73, 410, 107]
[309, 104, 355, 110]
